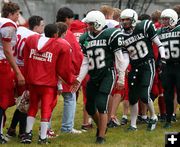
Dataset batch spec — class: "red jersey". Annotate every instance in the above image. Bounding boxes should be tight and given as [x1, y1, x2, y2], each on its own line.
[24, 34, 75, 87]
[62, 29, 83, 92]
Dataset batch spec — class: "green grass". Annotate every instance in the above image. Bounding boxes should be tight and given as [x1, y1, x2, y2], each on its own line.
[3, 92, 180, 147]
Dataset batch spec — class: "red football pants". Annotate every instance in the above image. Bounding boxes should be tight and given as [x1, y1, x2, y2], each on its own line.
[0, 60, 15, 110]
[28, 85, 57, 121]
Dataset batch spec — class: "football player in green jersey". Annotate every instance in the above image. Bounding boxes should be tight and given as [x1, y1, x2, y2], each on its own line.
[71, 10, 129, 144]
[119, 9, 166, 131]
[158, 9, 180, 128]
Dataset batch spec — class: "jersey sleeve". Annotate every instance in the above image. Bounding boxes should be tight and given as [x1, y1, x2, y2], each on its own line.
[108, 29, 123, 52]
[23, 37, 31, 80]
[144, 20, 157, 40]
[1, 25, 16, 42]
[56, 42, 76, 85]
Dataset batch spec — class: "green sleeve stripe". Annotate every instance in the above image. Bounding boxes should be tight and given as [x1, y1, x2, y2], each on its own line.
[110, 32, 122, 44]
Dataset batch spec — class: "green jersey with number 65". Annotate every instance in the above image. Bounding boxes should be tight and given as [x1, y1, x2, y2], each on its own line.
[157, 25, 180, 64]
[79, 27, 121, 81]
[120, 20, 157, 66]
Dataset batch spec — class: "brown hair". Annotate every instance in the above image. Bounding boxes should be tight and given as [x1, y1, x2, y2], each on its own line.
[151, 10, 161, 23]
[56, 22, 68, 37]
[173, 5, 180, 16]
[113, 8, 121, 21]
[1, 2, 20, 18]
[100, 5, 114, 19]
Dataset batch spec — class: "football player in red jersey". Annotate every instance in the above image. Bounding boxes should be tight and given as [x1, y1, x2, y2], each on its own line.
[21, 23, 75, 144]
[0, 2, 25, 144]
[6, 15, 45, 141]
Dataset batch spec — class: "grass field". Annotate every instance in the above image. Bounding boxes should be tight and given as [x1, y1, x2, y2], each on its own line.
[3, 92, 180, 147]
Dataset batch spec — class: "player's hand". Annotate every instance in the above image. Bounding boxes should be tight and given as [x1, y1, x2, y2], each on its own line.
[17, 73, 25, 86]
[71, 79, 81, 93]
[57, 90, 62, 95]
[158, 58, 166, 81]
[115, 82, 125, 90]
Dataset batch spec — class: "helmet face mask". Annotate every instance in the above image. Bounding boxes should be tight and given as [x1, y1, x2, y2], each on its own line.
[160, 9, 178, 27]
[121, 18, 133, 30]
[83, 11, 106, 31]
[120, 9, 138, 30]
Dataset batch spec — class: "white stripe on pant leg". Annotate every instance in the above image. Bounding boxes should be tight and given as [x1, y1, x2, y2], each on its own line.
[148, 59, 155, 103]
[105, 69, 116, 113]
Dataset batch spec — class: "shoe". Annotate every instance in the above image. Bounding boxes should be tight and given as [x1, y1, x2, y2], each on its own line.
[147, 117, 158, 131]
[96, 137, 105, 144]
[47, 129, 58, 138]
[0, 134, 7, 144]
[20, 131, 33, 144]
[121, 117, 128, 125]
[70, 128, 82, 134]
[5, 127, 16, 141]
[158, 114, 166, 122]
[107, 118, 120, 128]
[137, 115, 149, 124]
[38, 136, 50, 144]
[171, 114, 177, 122]
[127, 126, 137, 131]
[163, 122, 171, 129]
[18, 133, 26, 140]
[81, 124, 93, 131]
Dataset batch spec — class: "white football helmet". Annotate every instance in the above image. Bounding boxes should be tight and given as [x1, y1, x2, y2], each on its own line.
[82, 11, 106, 31]
[161, 9, 178, 27]
[120, 9, 138, 27]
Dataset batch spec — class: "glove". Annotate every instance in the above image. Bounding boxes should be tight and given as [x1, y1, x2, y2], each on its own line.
[158, 58, 166, 81]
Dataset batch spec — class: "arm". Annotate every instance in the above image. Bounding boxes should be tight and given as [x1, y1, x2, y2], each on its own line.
[115, 50, 129, 87]
[57, 80, 63, 95]
[2, 40, 25, 85]
[71, 56, 89, 93]
[152, 36, 166, 59]
[77, 56, 89, 83]
[57, 43, 76, 85]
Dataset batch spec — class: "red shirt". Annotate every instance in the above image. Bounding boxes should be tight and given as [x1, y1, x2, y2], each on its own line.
[62, 29, 83, 92]
[24, 34, 75, 87]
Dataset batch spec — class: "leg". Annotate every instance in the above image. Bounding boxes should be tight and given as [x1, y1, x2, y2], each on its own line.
[108, 94, 122, 127]
[6, 109, 21, 138]
[61, 92, 77, 133]
[81, 75, 93, 131]
[40, 86, 56, 140]
[19, 112, 27, 136]
[0, 108, 6, 144]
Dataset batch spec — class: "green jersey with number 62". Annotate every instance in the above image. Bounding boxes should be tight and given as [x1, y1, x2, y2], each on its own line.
[120, 20, 157, 66]
[79, 27, 121, 81]
[157, 25, 180, 64]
